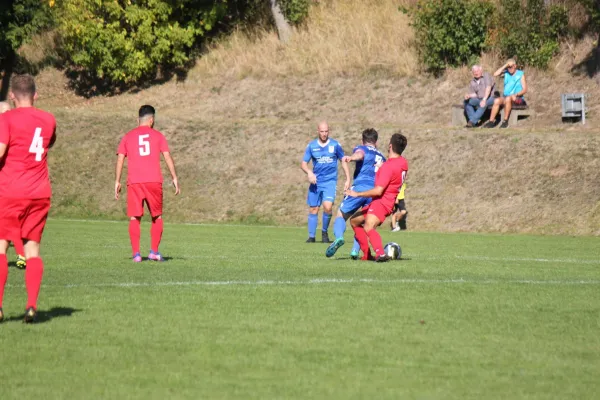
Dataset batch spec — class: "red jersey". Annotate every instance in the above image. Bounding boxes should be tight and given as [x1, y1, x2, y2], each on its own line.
[0, 107, 56, 199]
[117, 126, 169, 184]
[373, 156, 408, 213]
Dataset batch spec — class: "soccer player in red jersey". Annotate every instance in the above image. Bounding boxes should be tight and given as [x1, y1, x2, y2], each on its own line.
[115, 105, 180, 262]
[345, 133, 408, 262]
[0, 101, 26, 269]
[0, 75, 57, 323]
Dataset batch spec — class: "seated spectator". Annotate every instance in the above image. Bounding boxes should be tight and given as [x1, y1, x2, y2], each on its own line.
[463, 65, 495, 128]
[484, 59, 528, 128]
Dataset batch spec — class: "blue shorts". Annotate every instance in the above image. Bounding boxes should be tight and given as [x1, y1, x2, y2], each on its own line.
[339, 185, 372, 215]
[307, 183, 336, 207]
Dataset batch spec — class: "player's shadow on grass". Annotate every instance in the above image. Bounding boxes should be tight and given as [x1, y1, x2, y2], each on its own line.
[5, 307, 82, 324]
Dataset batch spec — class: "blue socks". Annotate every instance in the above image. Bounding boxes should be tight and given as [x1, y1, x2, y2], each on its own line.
[322, 213, 332, 233]
[308, 213, 318, 238]
[333, 216, 346, 239]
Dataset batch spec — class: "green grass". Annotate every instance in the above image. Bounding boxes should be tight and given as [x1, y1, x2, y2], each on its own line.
[1, 220, 599, 399]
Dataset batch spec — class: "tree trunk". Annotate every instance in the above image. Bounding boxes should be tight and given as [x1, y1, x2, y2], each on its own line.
[0, 48, 16, 101]
[270, 0, 293, 44]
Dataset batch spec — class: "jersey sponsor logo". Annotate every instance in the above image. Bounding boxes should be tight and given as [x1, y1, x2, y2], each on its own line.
[315, 156, 334, 164]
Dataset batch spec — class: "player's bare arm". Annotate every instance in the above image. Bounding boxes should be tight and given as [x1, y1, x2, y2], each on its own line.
[162, 151, 180, 195]
[48, 130, 57, 149]
[0, 142, 7, 159]
[341, 160, 351, 191]
[342, 150, 365, 163]
[114, 153, 125, 200]
[301, 160, 317, 184]
[345, 185, 384, 199]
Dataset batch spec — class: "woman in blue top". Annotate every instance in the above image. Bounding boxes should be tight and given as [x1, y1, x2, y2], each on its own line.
[484, 59, 528, 128]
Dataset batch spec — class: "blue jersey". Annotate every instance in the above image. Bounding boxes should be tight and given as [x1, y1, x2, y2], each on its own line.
[302, 139, 345, 184]
[352, 145, 385, 189]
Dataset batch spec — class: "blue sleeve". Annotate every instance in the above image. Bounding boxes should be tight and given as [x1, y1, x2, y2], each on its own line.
[302, 144, 312, 163]
[336, 143, 345, 159]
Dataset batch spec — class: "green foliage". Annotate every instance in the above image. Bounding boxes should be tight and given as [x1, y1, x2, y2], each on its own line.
[0, 0, 55, 60]
[402, 0, 494, 75]
[278, 0, 310, 25]
[55, 0, 228, 85]
[577, 0, 600, 33]
[489, 0, 569, 69]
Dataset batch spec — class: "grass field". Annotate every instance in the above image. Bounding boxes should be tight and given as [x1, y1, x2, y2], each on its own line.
[0, 219, 599, 399]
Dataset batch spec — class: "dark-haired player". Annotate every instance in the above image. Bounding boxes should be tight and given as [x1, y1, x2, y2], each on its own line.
[326, 128, 385, 258]
[0, 74, 57, 322]
[346, 133, 408, 262]
[115, 105, 180, 262]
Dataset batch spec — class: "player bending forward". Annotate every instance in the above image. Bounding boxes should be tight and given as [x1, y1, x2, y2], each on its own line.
[346, 133, 408, 262]
[0, 74, 57, 323]
[115, 105, 180, 262]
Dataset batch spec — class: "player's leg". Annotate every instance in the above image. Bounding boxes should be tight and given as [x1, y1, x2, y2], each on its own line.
[306, 184, 320, 243]
[320, 184, 337, 243]
[364, 203, 387, 261]
[127, 184, 144, 261]
[0, 240, 9, 322]
[321, 201, 334, 243]
[20, 198, 51, 322]
[328, 194, 366, 258]
[0, 198, 22, 322]
[350, 210, 373, 261]
[146, 183, 165, 261]
[12, 237, 26, 269]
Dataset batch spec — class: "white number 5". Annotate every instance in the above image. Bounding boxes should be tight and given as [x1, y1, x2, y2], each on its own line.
[139, 134, 150, 156]
[29, 127, 44, 161]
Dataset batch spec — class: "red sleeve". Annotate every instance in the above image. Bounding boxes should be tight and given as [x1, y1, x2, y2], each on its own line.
[0, 115, 9, 144]
[159, 133, 169, 152]
[117, 136, 127, 156]
[375, 162, 393, 189]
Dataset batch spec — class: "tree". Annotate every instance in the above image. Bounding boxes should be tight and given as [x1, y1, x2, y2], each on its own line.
[0, 0, 55, 100]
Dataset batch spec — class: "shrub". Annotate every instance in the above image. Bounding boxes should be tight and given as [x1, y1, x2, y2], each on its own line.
[402, 0, 494, 75]
[488, 0, 569, 69]
[278, 0, 311, 25]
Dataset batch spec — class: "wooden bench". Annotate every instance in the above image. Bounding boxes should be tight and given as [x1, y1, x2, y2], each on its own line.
[451, 103, 534, 127]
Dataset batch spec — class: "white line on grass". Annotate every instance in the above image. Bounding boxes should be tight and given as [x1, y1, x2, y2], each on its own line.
[6, 278, 598, 290]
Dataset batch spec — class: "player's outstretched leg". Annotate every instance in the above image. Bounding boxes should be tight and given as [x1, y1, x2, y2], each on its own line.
[350, 238, 361, 260]
[326, 214, 347, 258]
[0, 251, 8, 322]
[148, 216, 165, 261]
[129, 217, 142, 262]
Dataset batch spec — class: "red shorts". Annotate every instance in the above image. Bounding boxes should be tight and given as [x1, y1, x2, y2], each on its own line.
[0, 198, 51, 243]
[127, 183, 163, 217]
[363, 200, 392, 223]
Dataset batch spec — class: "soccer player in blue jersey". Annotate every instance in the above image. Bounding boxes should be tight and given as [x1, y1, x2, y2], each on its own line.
[326, 128, 385, 258]
[301, 121, 350, 243]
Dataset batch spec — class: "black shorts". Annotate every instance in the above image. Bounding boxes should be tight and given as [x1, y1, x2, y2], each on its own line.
[393, 199, 406, 213]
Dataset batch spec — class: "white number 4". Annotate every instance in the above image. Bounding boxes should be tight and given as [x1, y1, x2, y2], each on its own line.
[139, 134, 150, 156]
[29, 127, 44, 161]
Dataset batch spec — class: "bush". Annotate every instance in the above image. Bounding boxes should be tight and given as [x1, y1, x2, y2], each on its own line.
[279, 0, 311, 25]
[56, 0, 228, 86]
[403, 0, 494, 75]
[488, 0, 569, 69]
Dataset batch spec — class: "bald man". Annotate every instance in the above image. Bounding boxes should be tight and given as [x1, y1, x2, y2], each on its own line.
[463, 65, 495, 128]
[301, 122, 350, 243]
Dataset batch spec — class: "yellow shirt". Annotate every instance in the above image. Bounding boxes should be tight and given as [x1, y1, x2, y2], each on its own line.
[396, 183, 406, 200]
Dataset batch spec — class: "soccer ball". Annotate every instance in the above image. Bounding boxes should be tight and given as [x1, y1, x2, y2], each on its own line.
[383, 242, 402, 260]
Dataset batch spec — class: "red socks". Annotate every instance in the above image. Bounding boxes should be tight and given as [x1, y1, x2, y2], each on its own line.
[129, 219, 141, 256]
[0, 254, 7, 308]
[367, 229, 384, 257]
[151, 218, 163, 253]
[352, 226, 372, 260]
[25, 257, 44, 310]
[12, 238, 25, 257]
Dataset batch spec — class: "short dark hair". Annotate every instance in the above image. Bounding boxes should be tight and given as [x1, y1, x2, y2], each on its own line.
[139, 105, 156, 118]
[390, 132, 407, 155]
[362, 128, 378, 144]
[10, 74, 36, 98]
